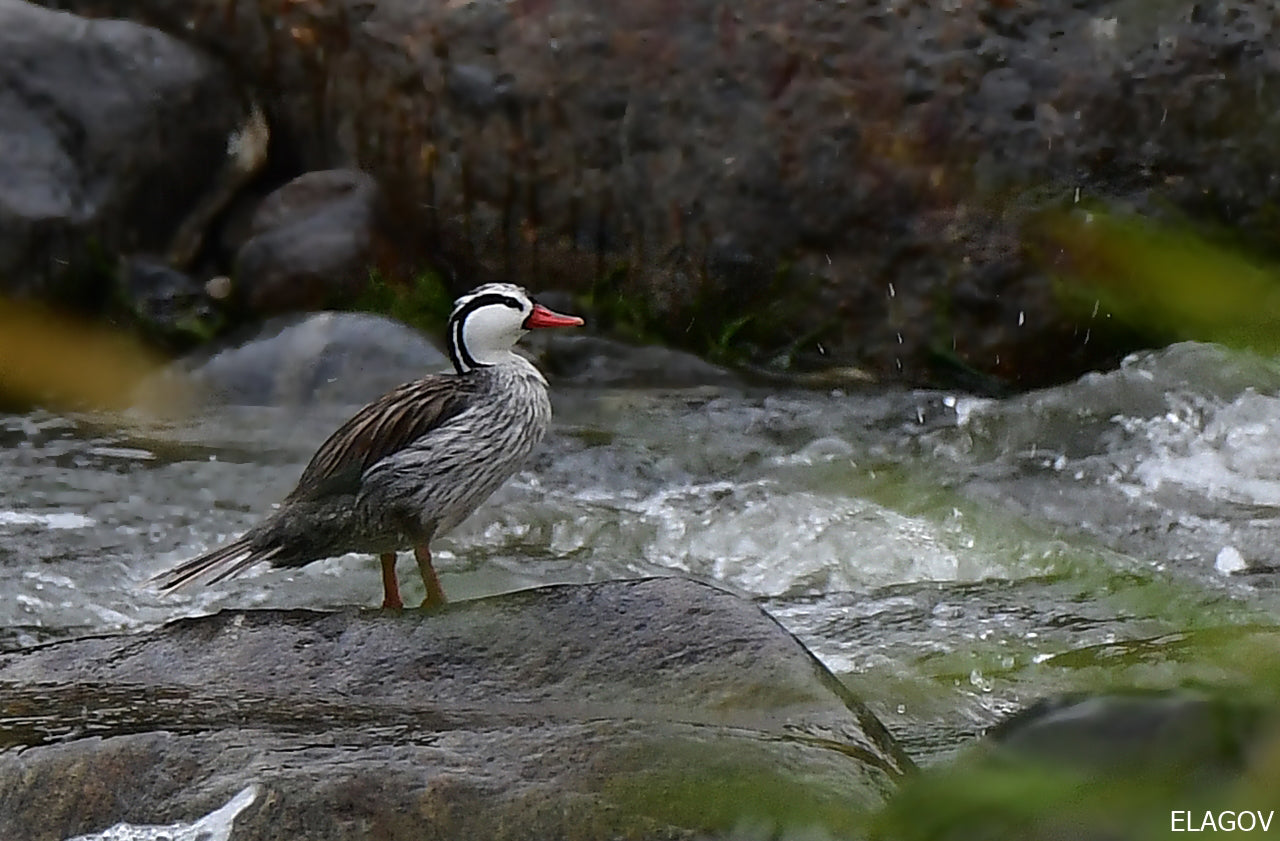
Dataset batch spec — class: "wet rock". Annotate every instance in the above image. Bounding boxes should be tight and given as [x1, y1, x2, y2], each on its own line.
[119, 0, 1280, 388]
[447, 63, 512, 115]
[0, 578, 912, 840]
[234, 169, 387, 316]
[0, 0, 248, 303]
[158, 311, 449, 407]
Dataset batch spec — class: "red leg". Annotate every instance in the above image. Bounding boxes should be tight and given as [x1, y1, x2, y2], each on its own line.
[414, 544, 447, 609]
[380, 552, 403, 610]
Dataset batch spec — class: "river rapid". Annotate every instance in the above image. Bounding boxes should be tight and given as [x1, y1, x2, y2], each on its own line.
[3, 341, 1279, 764]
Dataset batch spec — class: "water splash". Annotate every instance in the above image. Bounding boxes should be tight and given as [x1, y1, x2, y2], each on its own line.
[0, 511, 95, 529]
[64, 784, 258, 841]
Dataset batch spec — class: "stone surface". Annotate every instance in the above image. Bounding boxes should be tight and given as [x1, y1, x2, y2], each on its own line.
[143, 306, 740, 409]
[0, 577, 912, 840]
[34, 0, 1280, 389]
[153, 310, 450, 407]
[234, 169, 387, 316]
[117, 256, 220, 349]
[0, 0, 247, 302]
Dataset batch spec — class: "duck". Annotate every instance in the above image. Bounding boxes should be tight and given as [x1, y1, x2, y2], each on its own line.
[151, 283, 584, 609]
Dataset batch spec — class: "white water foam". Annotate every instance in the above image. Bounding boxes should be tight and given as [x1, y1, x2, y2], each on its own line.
[1125, 389, 1280, 507]
[63, 784, 258, 841]
[623, 481, 1013, 595]
[0, 511, 96, 529]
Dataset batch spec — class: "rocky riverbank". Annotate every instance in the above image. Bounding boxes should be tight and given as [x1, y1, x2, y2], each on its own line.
[5, 0, 1280, 389]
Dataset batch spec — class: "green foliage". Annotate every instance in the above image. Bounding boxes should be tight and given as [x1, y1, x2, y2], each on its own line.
[868, 617, 1280, 840]
[354, 268, 454, 333]
[1037, 208, 1280, 353]
[871, 715, 1280, 841]
[872, 756, 1204, 841]
[578, 263, 665, 347]
[580, 258, 829, 371]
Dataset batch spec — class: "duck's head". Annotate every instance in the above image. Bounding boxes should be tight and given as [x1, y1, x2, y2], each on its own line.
[447, 283, 583, 373]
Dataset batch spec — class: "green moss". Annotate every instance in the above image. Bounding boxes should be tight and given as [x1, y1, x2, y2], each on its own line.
[106, 254, 225, 352]
[354, 268, 454, 333]
[578, 263, 665, 347]
[600, 743, 876, 838]
[871, 721, 1280, 841]
[872, 759, 1182, 841]
[167, 310, 225, 345]
[578, 256, 832, 371]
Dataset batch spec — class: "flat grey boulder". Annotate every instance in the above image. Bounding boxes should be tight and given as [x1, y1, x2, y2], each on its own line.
[145, 310, 450, 408]
[0, 578, 912, 840]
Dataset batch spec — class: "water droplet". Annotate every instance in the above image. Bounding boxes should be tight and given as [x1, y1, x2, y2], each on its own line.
[1215, 545, 1246, 575]
[969, 668, 993, 692]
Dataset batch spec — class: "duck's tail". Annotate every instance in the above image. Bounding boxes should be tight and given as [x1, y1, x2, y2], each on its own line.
[150, 535, 282, 592]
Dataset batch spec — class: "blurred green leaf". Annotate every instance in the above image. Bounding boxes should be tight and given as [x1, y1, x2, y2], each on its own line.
[1038, 209, 1280, 353]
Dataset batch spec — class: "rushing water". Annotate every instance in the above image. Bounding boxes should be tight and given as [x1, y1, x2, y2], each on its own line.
[3, 341, 1280, 764]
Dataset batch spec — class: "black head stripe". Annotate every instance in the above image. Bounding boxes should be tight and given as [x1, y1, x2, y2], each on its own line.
[451, 293, 524, 319]
[446, 292, 524, 373]
[447, 317, 468, 373]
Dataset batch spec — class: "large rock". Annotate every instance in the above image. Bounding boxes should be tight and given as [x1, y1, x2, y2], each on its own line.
[0, 578, 912, 840]
[143, 308, 740, 409]
[27, 0, 1280, 388]
[149, 310, 450, 407]
[985, 691, 1280, 788]
[234, 169, 388, 316]
[0, 0, 250, 301]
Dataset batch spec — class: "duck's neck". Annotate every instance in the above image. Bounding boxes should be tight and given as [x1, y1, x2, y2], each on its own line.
[454, 349, 547, 387]
[451, 346, 520, 372]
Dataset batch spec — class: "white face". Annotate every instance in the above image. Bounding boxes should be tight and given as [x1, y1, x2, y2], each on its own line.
[460, 298, 530, 355]
[448, 284, 534, 371]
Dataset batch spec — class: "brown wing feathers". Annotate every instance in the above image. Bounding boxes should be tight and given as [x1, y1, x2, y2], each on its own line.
[288, 376, 473, 500]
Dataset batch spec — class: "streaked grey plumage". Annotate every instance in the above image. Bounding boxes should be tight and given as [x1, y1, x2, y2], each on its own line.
[152, 283, 582, 607]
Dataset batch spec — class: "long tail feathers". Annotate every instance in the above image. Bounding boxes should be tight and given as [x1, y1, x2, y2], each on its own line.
[150, 537, 283, 593]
